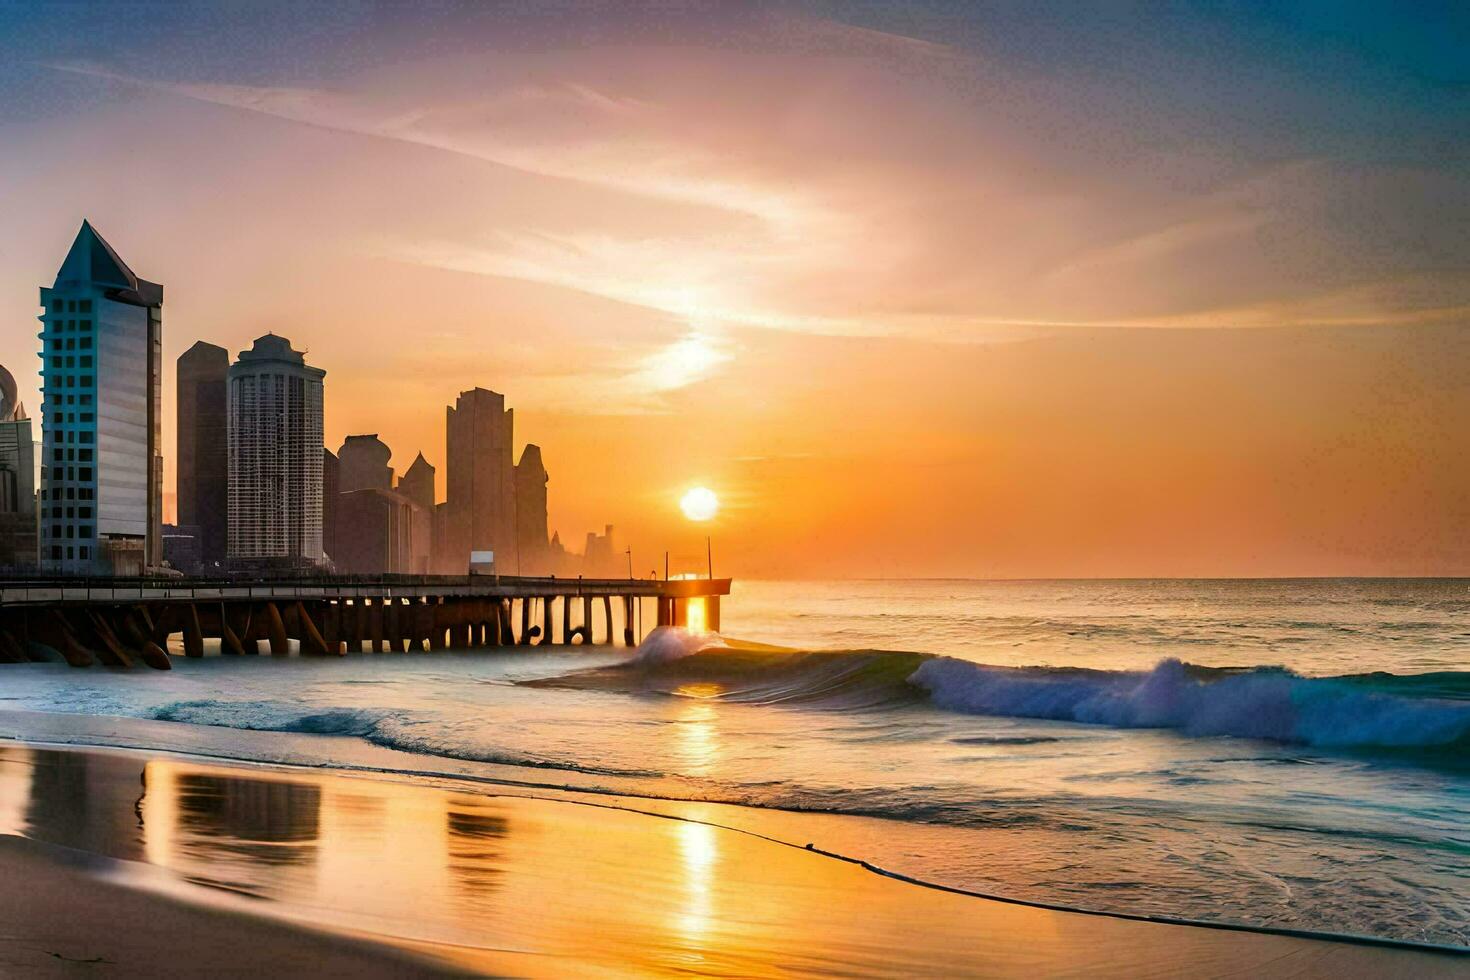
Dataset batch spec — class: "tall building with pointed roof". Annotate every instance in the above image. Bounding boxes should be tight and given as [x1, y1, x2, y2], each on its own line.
[37, 221, 162, 574]
[227, 334, 325, 567]
[514, 444, 549, 575]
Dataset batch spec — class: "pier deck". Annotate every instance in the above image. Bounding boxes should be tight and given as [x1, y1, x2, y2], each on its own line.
[0, 575, 731, 670]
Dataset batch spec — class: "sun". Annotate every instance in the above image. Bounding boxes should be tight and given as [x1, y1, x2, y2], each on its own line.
[680, 486, 719, 522]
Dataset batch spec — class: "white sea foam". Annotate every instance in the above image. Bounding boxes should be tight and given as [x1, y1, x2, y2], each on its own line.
[631, 626, 724, 665]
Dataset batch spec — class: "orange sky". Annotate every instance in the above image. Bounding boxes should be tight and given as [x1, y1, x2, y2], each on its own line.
[1, 5, 1466, 577]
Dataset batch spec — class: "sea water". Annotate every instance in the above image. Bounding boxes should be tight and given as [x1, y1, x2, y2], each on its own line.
[0, 579, 1465, 947]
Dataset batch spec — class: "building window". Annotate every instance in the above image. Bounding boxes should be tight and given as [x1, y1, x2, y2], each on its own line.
[78, 449, 92, 462]
[51, 448, 62, 462]
[78, 468, 92, 480]
[78, 526, 91, 539]
[80, 337, 92, 350]
[79, 546, 89, 559]
[65, 339, 74, 351]
[80, 376, 91, 387]
[50, 546, 61, 560]
[80, 413, 93, 422]
[78, 488, 93, 500]
[79, 300, 91, 313]
[79, 507, 91, 519]
[80, 395, 91, 405]
[50, 357, 61, 369]
[80, 356, 92, 368]
[79, 431, 92, 443]
[66, 301, 75, 313]
[66, 547, 73, 559]
[50, 507, 60, 518]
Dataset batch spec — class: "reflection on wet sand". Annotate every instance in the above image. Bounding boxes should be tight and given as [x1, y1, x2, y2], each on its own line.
[0, 744, 1458, 978]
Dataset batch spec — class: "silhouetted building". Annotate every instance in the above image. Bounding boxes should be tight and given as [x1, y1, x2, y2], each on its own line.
[397, 452, 436, 573]
[162, 523, 201, 573]
[442, 388, 514, 573]
[38, 221, 162, 574]
[227, 334, 325, 568]
[514, 444, 549, 575]
[335, 488, 426, 574]
[398, 453, 435, 512]
[0, 365, 37, 568]
[322, 447, 339, 564]
[176, 341, 229, 569]
[337, 434, 393, 493]
[583, 524, 622, 577]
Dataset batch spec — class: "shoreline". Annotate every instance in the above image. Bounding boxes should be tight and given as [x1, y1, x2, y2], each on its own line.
[3, 726, 1466, 960]
[0, 736, 1463, 977]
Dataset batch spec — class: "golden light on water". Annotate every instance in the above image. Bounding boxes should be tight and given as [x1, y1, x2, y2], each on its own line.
[680, 487, 719, 522]
[686, 597, 708, 633]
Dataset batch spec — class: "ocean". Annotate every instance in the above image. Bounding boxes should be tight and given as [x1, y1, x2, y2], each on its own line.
[0, 578, 1466, 948]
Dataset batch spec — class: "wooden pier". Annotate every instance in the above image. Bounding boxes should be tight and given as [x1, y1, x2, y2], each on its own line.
[0, 575, 731, 670]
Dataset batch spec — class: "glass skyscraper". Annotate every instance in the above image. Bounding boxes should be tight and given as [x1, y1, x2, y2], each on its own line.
[37, 221, 162, 575]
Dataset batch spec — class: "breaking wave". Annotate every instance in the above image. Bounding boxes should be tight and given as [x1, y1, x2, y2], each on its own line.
[547, 629, 1470, 754]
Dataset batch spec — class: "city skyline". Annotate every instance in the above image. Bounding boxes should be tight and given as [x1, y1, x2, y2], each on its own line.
[2, 3, 1467, 577]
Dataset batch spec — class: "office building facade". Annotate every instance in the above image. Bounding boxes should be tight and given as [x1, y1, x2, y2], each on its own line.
[37, 221, 162, 575]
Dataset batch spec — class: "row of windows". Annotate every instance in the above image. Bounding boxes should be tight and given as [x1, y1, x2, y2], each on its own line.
[47, 336, 92, 351]
[45, 394, 94, 408]
[49, 524, 93, 540]
[46, 466, 94, 482]
[50, 299, 93, 314]
[49, 545, 91, 561]
[45, 375, 94, 389]
[46, 431, 94, 446]
[49, 355, 94, 369]
[46, 319, 92, 334]
[44, 412, 94, 425]
[51, 448, 95, 463]
[41, 487, 94, 501]
[49, 506, 93, 519]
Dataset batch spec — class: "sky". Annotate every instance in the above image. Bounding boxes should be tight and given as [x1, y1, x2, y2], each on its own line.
[0, 1, 1466, 577]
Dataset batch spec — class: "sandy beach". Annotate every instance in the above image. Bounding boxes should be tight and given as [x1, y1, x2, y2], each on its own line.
[0, 740, 1461, 978]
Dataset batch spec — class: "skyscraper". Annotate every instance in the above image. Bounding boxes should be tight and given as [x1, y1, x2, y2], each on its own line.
[0, 364, 37, 568]
[227, 334, 325, 568]
[442, 388, 514, 573]
[176, 341, 229, 569]
[37, 221, 162, 575]
[514, 444, 549, 575]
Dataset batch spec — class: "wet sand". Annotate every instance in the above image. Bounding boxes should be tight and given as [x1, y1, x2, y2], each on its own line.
[0, 742, 1461, 978]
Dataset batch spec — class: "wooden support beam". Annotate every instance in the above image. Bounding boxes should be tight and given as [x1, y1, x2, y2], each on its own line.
[520, 598, 532, 645]
[603, 596, 615, 647]
[0, 625, 27, 663]
[86, 611, 135, 669]
[562, 595, 572, 645]
[623, 596, 636, 646]
[429, 601, 446, 650]
[117, 608, 171, 669]
[295, 601, 333, 656]
[368, 598, 385, 653]
[321, 601, 341, 654]
[414, 600, 432, 651]
[382, 598, 401, 653]
[182, 603, 205, 659]
[263, 602, 290, 656]
[39, 610, 95, 668]
[540, 596, 554, 646]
